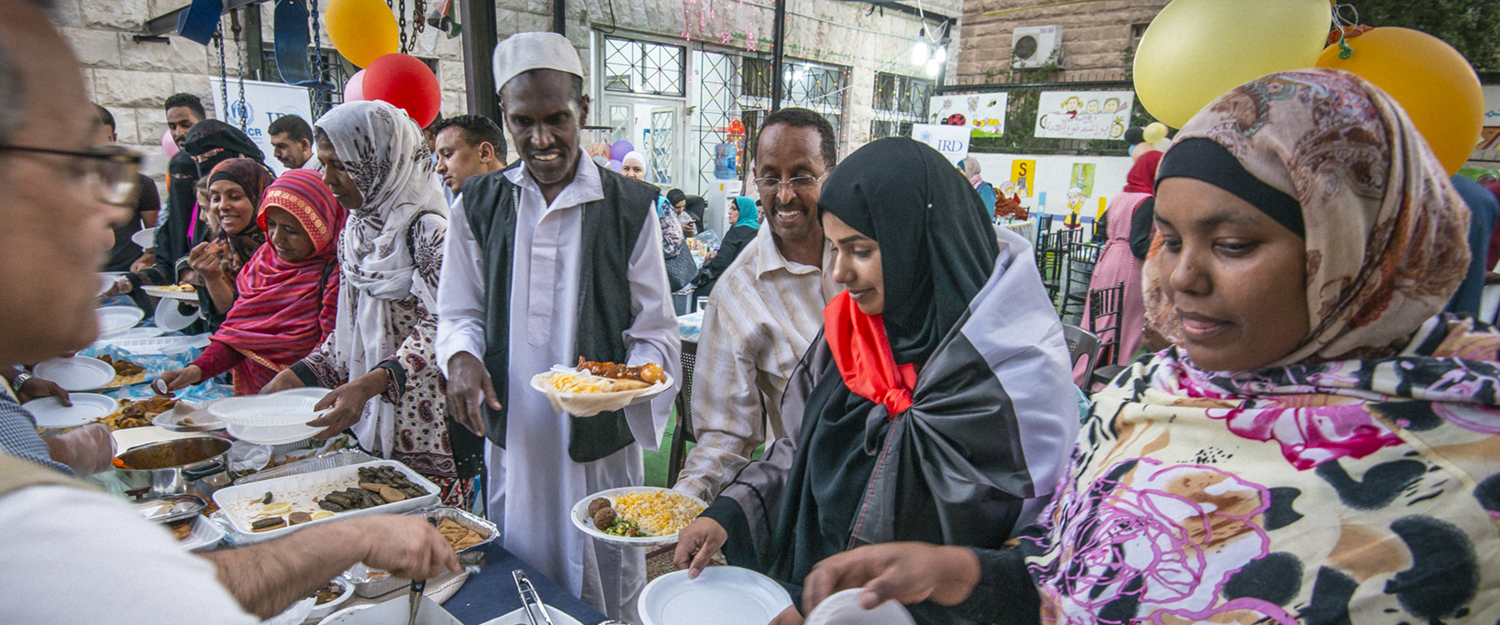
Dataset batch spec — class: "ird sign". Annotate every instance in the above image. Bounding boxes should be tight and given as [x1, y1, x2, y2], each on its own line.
[912, 123, 971, 165]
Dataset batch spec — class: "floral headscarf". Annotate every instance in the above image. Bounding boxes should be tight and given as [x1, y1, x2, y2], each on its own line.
[1143, 68, 1470, 366]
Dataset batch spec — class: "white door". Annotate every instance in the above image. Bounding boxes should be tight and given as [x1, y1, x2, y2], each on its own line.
[604, 96, 685, 189]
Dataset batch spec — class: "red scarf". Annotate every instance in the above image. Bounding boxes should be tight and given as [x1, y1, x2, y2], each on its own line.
[1124, 150, 1164, 195]
[824, 291, 917, 416]
[212, 171, 346, 392]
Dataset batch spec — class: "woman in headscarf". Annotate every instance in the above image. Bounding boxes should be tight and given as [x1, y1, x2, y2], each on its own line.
[621, 150, 694, 291]
[798, 69, 1500, 625]
[688, 195, 759, 302]
[128, 120, 265, 290]
[1080, 150, 1163, 373]
[673, 138, 1080, 624]
[181, 158, 275, 330]
[958, 156, 997, 218]
[156, 170, 346, 395]
[667, 188, 699, 237]
[262, 100, 483, 508]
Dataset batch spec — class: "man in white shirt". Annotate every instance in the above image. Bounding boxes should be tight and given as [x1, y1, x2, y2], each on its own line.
[671, 108, 842, 501]
[437, 32, 680, 622]
[267, 114, 319, 170]
[0, 2, 459, 622]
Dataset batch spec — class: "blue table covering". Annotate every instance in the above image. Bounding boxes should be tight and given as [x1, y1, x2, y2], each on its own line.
[444, 541, 607, 625]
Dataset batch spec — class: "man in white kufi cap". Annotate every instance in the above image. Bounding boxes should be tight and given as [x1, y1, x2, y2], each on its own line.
[434, 31, 680, 622]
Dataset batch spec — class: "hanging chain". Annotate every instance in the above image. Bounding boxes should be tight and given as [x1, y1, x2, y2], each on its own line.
[216, 28, 229, 121]
[397, 0, 408, 53]
[412, 0, 426, 37]
[310, 0, 326, 114]
[231, 10, 248, 132]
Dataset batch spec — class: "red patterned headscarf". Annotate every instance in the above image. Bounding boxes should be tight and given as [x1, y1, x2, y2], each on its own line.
[1143, 69, 1470, 366]
[211, 170, 347, 392]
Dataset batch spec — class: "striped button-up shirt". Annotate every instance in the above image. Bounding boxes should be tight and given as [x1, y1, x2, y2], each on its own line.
[673, 223, 840, 501]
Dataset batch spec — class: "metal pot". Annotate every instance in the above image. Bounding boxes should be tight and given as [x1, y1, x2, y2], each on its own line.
[115, 436, 232, 499]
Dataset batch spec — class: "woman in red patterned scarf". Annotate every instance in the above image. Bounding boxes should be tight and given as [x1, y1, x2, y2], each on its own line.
[157, 170, 347, 395]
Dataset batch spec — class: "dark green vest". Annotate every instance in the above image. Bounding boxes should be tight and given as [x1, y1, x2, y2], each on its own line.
[459, 162, 657, 463]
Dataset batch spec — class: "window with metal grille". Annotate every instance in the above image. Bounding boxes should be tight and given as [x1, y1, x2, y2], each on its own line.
[870, 71, 932, 140]
[603, 37, 686, 97]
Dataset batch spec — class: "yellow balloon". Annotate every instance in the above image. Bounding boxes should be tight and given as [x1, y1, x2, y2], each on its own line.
[325, 0, 399, 68]
[1135, 0, 1330, 128]
[1142, 122, 1169, 144]
[1316, 28, 1484, 175]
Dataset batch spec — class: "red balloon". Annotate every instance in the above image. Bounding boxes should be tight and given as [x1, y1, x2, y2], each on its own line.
[361, 53, 441, 128]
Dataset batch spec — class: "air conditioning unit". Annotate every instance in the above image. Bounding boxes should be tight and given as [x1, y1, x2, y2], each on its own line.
[1011, 25, 1064, 69]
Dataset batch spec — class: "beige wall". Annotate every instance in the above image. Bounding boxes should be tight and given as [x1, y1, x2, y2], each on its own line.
[955, 0, 1167, 84]
[56, 0, 960, 181]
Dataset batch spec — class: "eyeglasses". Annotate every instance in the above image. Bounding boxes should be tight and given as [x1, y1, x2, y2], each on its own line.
[753, 173, 825, 196]
[0, 143, 144, 205]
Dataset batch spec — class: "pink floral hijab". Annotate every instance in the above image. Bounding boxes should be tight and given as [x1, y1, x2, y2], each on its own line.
[1143, 68, 1471, 366]
[1018, 70, 1500, 625]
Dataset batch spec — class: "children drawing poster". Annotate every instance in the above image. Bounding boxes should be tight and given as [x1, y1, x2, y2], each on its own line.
[1065, 163, 1097, 227]
[929, 92, 1009, 138]
[1034, 90, 1134, 141]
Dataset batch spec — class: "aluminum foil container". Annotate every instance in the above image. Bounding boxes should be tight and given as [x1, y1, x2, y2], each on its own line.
[233, 449, 380, 486]
[417, 505, 500, 555]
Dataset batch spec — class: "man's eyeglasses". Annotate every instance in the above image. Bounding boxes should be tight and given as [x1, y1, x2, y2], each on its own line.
[753, 173, 825, 196]
[0, 144, 144, 205]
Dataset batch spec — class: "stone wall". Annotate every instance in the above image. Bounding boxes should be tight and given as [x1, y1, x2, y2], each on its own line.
[955, 0, 1167, 84]
[55, 0, 961, 177]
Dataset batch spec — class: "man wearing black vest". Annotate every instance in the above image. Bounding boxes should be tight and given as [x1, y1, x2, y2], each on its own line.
[435, 32, 681, 622]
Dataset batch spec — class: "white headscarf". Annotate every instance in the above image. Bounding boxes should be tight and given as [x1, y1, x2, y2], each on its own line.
[314, 100, 449, 457]
[622, 150, 647, 169]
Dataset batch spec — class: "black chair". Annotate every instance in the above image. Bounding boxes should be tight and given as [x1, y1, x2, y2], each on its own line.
[1036, 231, 1067, 307]
[1061, 240, 1102, 320]
[1062, 324, 1101, 390]
[1087, 283, 1127, 388]
[666, 341, 699, 488]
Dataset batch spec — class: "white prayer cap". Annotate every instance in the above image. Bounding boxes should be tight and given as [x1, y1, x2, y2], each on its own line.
[492, 32, 583, 96]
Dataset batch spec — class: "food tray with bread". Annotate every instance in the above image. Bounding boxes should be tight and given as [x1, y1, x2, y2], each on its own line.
[529, 358, 674, 417]
[570, 486, 707, 547]
[141, 284, 201, 301]
[212, 460, 439, 542]
[417, 505, 498, 554]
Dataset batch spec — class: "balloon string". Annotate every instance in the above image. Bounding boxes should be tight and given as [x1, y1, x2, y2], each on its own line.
[1332, 3, 1359, 59]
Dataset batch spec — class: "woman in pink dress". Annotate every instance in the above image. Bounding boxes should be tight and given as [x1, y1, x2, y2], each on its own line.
[1082, 150, 1162, 372]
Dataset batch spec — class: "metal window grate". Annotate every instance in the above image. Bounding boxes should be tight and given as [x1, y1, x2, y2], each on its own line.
[604, 37, 686, 97]
[870, 72, 932, 140]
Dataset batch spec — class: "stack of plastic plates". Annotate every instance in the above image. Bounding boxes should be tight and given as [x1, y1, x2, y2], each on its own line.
[211, 388, 332, 445]
[34, 356, 116, 391]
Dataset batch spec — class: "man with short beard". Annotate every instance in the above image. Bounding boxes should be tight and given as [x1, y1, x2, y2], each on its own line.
[436, 32, 680, 623]
[670, 108, 842, 502]
[0, 1, 464, 622]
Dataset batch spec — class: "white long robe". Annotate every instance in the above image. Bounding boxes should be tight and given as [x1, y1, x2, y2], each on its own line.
[436, 155, 681, 621]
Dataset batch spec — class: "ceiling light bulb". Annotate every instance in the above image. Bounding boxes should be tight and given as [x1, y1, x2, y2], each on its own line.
[925, 58, 941, 77]
[933, 46, 947, 65]
[912, 41, 929, 65]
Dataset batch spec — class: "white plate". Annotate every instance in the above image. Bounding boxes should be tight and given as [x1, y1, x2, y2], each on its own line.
[805, 589, 916, 625]
[227, 422, 322, 445]
[96, 306, 145, 336]
[307, 578, 355, 621]
[179, 515, 227, 553]
[639, 567, 793, 625]
[571, 487, 709, 547]
[131, 227, 155, 249]
[209, 388, 332, 427]
[34, 356, 117, 391]
[317, 596, 459, 625]
[479, 604, 584, 625]
[22, 393, 119, 428]
[154, 297, 200, 332]
[141, 285, 201, 301]
[100, 326, 166, 340]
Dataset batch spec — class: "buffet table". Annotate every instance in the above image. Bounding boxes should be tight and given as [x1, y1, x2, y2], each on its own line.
[444, 541, 607, 625]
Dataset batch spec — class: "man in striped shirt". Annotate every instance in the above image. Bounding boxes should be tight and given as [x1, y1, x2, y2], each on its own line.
[673, 108, 843, 501]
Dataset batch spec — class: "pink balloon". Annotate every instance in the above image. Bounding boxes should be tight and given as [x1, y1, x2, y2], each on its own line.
[161, 129, 179, 157]
[345, 69, 366, 101]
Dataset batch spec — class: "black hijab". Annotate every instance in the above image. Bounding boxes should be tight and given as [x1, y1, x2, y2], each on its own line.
[183, 120, 264, 175]
[817, 137, 999, 365]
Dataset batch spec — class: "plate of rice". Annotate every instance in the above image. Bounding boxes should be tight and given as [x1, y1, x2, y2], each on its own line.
[571, 487, 708, 547]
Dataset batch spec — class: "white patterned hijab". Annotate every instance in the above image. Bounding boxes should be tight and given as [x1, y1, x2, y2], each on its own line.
[314, 100, 449, 457]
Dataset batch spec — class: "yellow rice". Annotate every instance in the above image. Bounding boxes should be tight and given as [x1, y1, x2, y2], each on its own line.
[612, 490, 705, 536]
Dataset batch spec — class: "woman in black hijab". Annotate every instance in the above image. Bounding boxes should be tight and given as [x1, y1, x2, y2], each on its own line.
[673, 138, 1080, 625]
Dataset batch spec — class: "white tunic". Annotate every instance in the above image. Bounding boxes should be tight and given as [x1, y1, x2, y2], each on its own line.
[436, 154, 680, 622]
